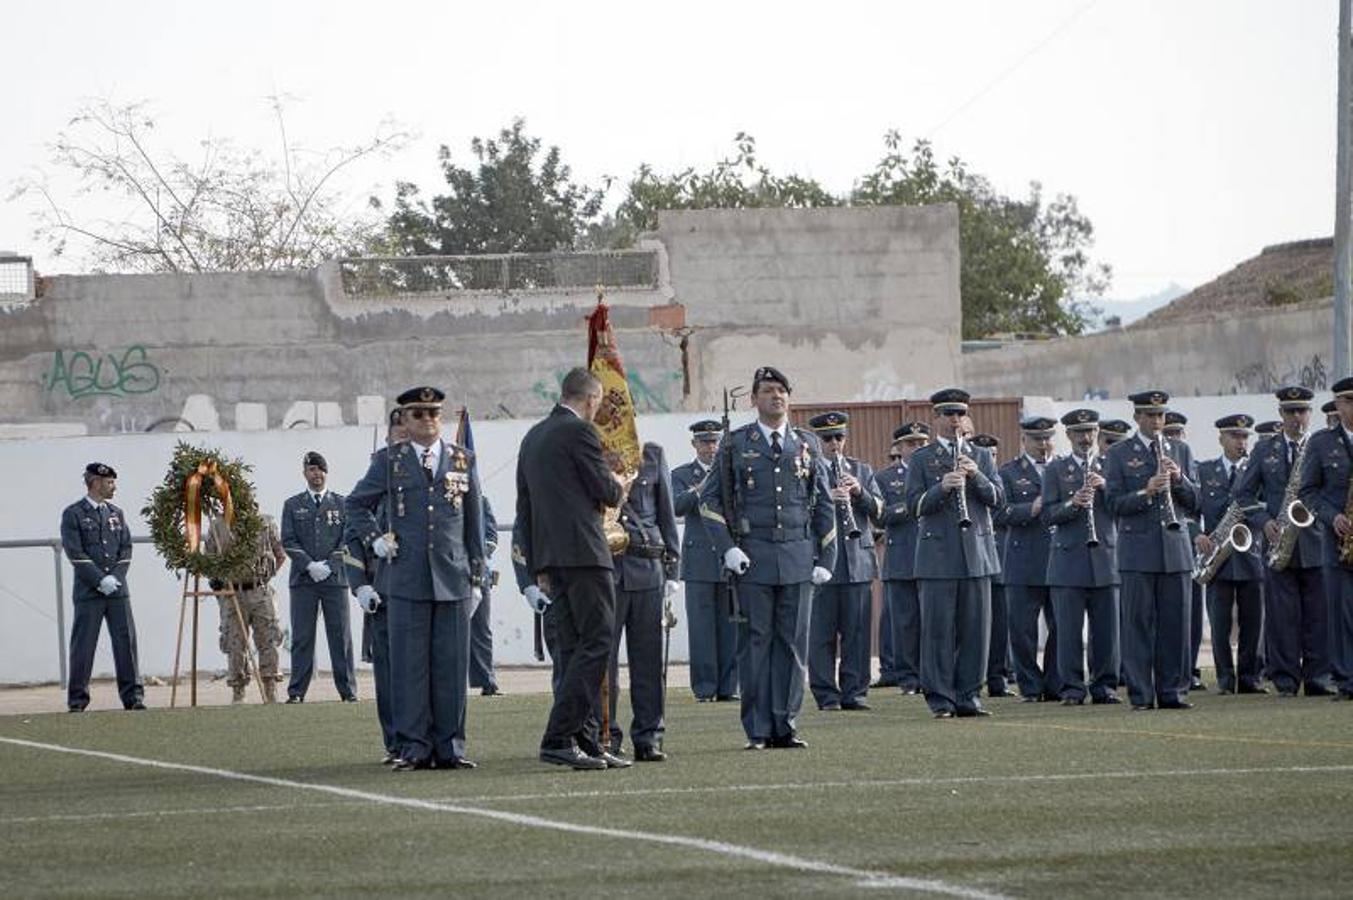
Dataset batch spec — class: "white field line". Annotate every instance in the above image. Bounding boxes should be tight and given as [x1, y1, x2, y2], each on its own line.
[0, 736, 1002, 899]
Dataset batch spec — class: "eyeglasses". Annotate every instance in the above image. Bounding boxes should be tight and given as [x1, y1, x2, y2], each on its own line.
[821, 434, 846, 443]
[888, 454, 902, 461]
[407, 408, 441, 420]
[940, 410, 966, 418]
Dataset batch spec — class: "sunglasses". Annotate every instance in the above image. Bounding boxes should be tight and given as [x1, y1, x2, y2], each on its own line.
[821, 434, 846, 443]
[407, 408, 441, 420]
[888, 454, 903, 461]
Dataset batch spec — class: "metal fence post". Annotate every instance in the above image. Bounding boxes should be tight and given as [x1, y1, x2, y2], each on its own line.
[51, 542, 68, 688]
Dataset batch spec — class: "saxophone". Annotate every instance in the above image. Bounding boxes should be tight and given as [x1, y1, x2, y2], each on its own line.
[1192, 501, 1261, 585]
[1339, 465, 1353, 566]
[1266, 436, 1315, 571]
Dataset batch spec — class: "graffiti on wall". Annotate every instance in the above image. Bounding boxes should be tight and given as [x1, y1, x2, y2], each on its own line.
[42, 345, 162, 400]
[1229, 353, 1328, 395]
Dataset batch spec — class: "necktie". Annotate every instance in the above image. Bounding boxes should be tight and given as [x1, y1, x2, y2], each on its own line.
[421, 448, 435, 478]
[1287, 440, 1295, 468]
[770, 431, 782, 459]
[1227, 465, 1236, 489]
[312, 493, 322, 507]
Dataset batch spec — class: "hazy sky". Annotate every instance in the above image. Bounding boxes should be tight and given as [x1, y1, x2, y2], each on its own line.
[0, 1, 1338, 301]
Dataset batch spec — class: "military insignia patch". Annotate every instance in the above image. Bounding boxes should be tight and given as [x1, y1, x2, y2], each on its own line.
[444, 471, 470, 508]
[453, 448, 469, 472]
[107, 514, 120, 530]
[1127, 458, 1145, 469]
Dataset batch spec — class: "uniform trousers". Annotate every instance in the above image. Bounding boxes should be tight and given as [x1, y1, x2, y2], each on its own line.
[1206, 578, 1263, 692]
[1006, 584, 1061, 699]
[216, 587, 281, 688]
[365, 605, 396, 754]
[288, 582, 356, 699]
[388, 596, 471, 764]
[1051, 585, 1119, 701]
[684, 580, 739, 700]
[1120, 571, 1190, 707]
[1327, 566, 1353, 695]
[877, 591, 897, 682]
[68, 596, 143, 709]
[607, 586, 665, 751]
[540, 566, 616, 753]
[808, 581, 871, 707]
[919, 577, 992, 715]
[987, 582, 1011, 692]
[1324, 566, 1349, 689]
[1189, 580, 1205, 680]
[885, 579, 922, 691]
[737, 581, 811, 742]
[1263, 566, 1329, 693]
[468, 586, 497, 690]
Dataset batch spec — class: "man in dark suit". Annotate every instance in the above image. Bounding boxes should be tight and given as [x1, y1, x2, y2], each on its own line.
[1043, 409, 1120, 705]
[516, 367, 628, 770]
[346, 386, 486, 771]
[806, 411, 883, 711]
[1104, 390, 1200, 710]
[60, 462, 144, 711]
[1300, 378, 1353, 700]
[1235, 385, 1331, 697]
[281, 452, 355, 703]
[671, 420, 738, 702]
[996, 416, 1060, 702]
[1195, 414, 1265, 694]
[873, 422, 931, 695]
[606, 441, 680, 761]
[904, 388, 1005, 719]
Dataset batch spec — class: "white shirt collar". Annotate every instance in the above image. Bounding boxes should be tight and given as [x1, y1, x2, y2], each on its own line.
[1022, 453, 1046, 469]
[84, 496, 105, 510]
[311, 489, 327, 502]
[411, 438, 442, 460]
[757, 420, 787, 445]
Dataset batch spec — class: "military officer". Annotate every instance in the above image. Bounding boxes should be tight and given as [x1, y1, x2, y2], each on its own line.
[207, 513, 286, 704]
[1235, 385, 1332, 697]
[1043, 409, 1121, 705]
[468, 497, 501, 696]
[671, 420, 738, 702]
[281, 451, 355, 703]
[996, 416, 1061, 702]
[1324, 399, 1341, 430]
[60, 462, 145, 711]
[971, 433, 1013, 696]
[699, 366, 836, 750]
[1164, 411, 1207, 691]
[1299, 377, 1353, 700]
[1099, 419, 1133, 453]
[1104, 389, 1200, 710]
[606, 441, 680, 761]
[806, 411, 883, 711]
[346, 386, 486, 771]
[873, 422, 931, 694]
[904, 388, 1005, 719]
[1196, 414, 1266, 693]
[1255, 420, 1280, 438]
[1318, 397, 1349, 690]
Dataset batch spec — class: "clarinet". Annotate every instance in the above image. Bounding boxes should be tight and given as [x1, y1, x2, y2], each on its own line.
[1156, 434, 1182, 531]
[953, 431, 973, 530]
[832, 456, 863, 540]
[1083, 450, 1100, 548]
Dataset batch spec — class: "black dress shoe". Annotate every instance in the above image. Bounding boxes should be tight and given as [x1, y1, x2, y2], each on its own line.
[770, 734, 808, 749]
[1215, 681, 1236, 695]
[744, 739, 767, 751]
[597, 750, 633, 769]
[285, 695, 303, 704]
[480, 684, 502, 697]
[870, 678, 898, 689]
[840, 700, 872, 711]
[987, 686, 1013, 698]
[634, 745, 667, 762]
[1190, 677, 1207, 691]
[340, 695, 358, 703]
[956, 706, 992, 718]
[716, 693, 740, 702]
[1159, 699, 1194, 710]
[381, 751, 399, 765]
[1091, 694, 1122, 705]
[1277, 688, 1299, 698]
[933, 710, 954, 719]
[1061, 697, 1085, 706]
[67, 705, 85, 713]
[1238, 682, 1268, 695]
[1131, 703, 1154, 711]
[695, 696, 713, 703]
[818, 701, 842, 711]
[539, 747, 607, 770]
[1019, 695, 1041, 703]
[126, 701, 147, 710]
[1305, 684, 1336, 697]
[445, 757, 478, 769]
[900, 685, 921, 695]
[391, 757, 433, 772]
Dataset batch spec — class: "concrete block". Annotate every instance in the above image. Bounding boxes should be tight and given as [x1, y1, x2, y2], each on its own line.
[355, 395, 386, 426]
[282, 401, 316, 429]
[179, 395, 220, 431]
[315, 402, 344, 428]
[234, 403, 269, 431]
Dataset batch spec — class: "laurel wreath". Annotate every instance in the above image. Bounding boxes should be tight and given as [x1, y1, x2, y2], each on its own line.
[142, 442, 264, 581]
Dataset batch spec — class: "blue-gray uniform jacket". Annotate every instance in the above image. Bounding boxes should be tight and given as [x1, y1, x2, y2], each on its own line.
[60, 499, 132, 600]
[1040, 454, 1118, 587]
[904, 440, 1004, 579]
[874, 460, 919, 580]
[482, 496, 498, 577]
[345, 441, 485, 601]
[1235, 432, 1324, 569]
[1103, 435, 1200, 573]
[615, 442, 680, 592]
[698, 423, 837, 585]
[1298, 425, 1353, 567]
[994, 455, 1053, 586]
[1196, 457, 1263, 581]
[827, 455, 883, 584]
[671, 459, 721, 583]
[282, 490, 348, 586]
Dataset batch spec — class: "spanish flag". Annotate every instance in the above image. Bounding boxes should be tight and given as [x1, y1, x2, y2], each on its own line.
[586, 291, 642, 475]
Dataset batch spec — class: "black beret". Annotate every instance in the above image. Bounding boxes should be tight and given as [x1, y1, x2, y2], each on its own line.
[1254, 420, 1280, 435]
[970, 433, 999, 448]
[808, 411, 849, 435]
[1333, 375, 1353, 397]
[1323, 399, 1339, 414]
[1061, 408, 1100, 430]
[1214, 413, 1254, 432]
[1127, 390, 1169, 412]
[1100, 419, 1133, 436]
[892, 421, 931, 441]
[689, 419, 723, 438]
[1275, 385, 1314, 408]
[1020, 416, 1057, 436]
[396, 385, 446, 408]
[930, 387, 970, 413]
[303, 451, 327, 472]
[84, 462, 116, 478]
[752, 366, 791, 394]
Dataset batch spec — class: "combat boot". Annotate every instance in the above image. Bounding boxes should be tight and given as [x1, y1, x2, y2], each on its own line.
[263, 680, 277, 704]
[231, 684, 246, 704]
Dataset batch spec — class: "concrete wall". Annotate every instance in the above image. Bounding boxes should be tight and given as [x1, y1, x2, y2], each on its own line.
[963, 299, 1333, 401]
[0, 206, 962, 436]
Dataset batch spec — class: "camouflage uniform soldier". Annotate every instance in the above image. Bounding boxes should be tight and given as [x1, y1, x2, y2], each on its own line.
[211, 515, 287, 703]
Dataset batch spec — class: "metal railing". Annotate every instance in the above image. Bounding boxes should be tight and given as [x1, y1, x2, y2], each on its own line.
[338, 250, 660, 297]
[0, 254, 36, 302]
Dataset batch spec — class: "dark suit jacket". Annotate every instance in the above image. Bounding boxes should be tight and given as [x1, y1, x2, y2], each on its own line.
[516, 404, 625, 573]
[60, 499, 132, 601]
[614, 442, 680, 592]
[1041, 453, 1118, 588]
[994, 455, 1053, 586]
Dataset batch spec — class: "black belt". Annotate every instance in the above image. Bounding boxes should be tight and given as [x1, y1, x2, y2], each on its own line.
[626, 544, 667, 559]
[743, 524, 810, 542]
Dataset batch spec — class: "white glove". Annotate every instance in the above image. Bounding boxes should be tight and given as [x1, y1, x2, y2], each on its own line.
[662, 597, 679, 629]
[354, 584, 382, 613]
[306, 561, 332, 582]
[810, 566, 833, 586]
[663, 580, 680, 599]
[723, 547, 751, 575]
[372, 536, 393, 559]
[523, 585, 551, 614]
[97, 575, 119, 595]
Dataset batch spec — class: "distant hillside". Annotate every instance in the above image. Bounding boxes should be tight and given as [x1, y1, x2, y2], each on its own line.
[1093, 283, 1189, 329]
[1132, 238, 1333, 329]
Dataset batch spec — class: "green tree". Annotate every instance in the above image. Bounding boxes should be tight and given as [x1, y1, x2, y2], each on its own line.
[375, 118, 604, 256]
[852, 132, 1109, 338]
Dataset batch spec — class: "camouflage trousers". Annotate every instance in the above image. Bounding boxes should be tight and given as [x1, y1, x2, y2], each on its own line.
[218, 586, 283, 688]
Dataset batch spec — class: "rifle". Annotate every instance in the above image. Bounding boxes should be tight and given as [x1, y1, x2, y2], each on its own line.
[533, 611, 545, 662]
[720, 385, 748, 623]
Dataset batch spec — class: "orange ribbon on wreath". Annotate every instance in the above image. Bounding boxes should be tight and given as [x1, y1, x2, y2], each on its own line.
[183, 460, 235, 554]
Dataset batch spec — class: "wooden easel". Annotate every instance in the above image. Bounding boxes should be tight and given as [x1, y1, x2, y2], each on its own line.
[169, 571, 266, 707]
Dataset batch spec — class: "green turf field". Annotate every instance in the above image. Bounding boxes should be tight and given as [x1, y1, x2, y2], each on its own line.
[2, 686, 1351, 898]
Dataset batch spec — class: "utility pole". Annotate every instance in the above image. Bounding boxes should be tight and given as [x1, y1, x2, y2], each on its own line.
[1336, 0, 1353, 377]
